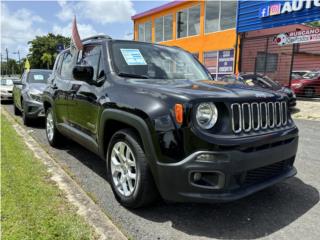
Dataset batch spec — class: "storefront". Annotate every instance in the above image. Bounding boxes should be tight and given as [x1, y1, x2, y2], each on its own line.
[132, 0, 238, 79]
[237, 0, 320, 90]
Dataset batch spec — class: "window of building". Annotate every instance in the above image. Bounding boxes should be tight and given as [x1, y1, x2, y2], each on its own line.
[155, 15, 173, 42]
[138, 21, 152, 42]
[205, 0, 237, 33]
[255, 52, 278, 73]
[204, 49, 234, 79]
[177, 5, 200, 38]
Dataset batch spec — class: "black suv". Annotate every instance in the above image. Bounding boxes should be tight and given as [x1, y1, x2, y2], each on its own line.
[43, 35, 298, 208]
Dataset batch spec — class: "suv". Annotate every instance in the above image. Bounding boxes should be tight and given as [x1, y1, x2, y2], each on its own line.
[43, 35, 299, 208]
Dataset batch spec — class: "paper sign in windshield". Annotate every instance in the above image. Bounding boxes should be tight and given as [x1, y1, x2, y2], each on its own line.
[33, 75, 44, 81]
[120, 49, 147, 65]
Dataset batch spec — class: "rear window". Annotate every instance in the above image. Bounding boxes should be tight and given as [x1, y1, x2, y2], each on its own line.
[27, 71, 51, 83]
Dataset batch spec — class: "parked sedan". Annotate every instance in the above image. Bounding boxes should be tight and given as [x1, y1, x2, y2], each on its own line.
[291, 71, 320, 98]
[221, 74, 296, 108]
[13, 69, 52, 125]
[0, 78, 14, 101]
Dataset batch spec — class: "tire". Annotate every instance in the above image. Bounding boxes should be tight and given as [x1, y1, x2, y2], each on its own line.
[22, 102, 32, 126]
[14, 101, 21, 115]
[45, 107, 63, 147]
[304, 87, 315, 98]
[107, 129, 158, 208]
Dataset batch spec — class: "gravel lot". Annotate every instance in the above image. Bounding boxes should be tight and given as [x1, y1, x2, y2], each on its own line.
[3, 103, 320, 240]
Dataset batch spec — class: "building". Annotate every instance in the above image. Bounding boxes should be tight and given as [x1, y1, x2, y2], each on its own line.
[237, 0, 320, 86]
[131, 0, 238, 79]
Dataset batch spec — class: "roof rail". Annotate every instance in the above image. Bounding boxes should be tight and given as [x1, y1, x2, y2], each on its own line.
[81, 35, 112, 42]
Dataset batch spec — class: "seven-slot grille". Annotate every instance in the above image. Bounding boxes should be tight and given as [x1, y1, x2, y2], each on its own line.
[231, 101, 288, 134]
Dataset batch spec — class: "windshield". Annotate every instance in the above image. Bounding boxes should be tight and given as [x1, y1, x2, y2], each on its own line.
[27, 71, 51, 83]
[240, 75, 280, 89]
[111, 41, 211, 81]
[1, 79, 13, 86]
[303, 72, 320, 79]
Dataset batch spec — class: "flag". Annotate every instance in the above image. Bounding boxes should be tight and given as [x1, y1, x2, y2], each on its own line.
[24, 58, 30, 71]
[70, 16, 83, 53]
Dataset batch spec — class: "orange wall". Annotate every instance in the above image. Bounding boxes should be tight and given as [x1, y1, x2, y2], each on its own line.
[133, 0, 238, 67]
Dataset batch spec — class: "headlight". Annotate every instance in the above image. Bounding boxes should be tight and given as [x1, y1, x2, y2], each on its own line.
[28, 90, 42, 102]
[196, 102, 218, 129]
[292, 83, 302, 88]
[1, 89, 7, 93]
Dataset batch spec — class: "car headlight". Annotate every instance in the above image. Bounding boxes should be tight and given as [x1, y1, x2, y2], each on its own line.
[196, 102, 218, 129]
[1, 89, 7, 93]
[292, 83, 302, 88]
[28, 90, 42, 102]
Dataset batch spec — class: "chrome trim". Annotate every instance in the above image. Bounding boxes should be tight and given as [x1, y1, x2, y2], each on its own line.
[231, 103, 242, 133]
[242, 103, 251, 132]
[231, 101, 288, 134]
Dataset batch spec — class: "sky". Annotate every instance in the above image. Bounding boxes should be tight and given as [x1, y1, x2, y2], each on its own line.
[1, 0, 171, 60]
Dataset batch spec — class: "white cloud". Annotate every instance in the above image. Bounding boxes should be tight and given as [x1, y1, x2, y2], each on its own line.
[57, 0, 136, 24]
[1, 3, 45, 57]
[52, 22, 101, 38]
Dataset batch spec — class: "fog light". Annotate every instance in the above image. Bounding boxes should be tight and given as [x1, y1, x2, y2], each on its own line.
[193, 172, 202, 181]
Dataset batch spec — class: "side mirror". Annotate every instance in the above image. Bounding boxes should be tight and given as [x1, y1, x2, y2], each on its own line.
[72, 65, 94, 82]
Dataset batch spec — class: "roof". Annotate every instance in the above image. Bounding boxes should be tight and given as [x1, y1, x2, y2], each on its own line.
[131, 0, 184, 20]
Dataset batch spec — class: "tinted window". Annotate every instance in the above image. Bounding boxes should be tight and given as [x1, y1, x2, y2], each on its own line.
[111, 41, 210, 81]
[177, 9, 187, 38]
[27, 71, 51, 83]
[80, 45, 103, 81]
[220, 0, 237, 30]
[60, 51, 74, 79]
[205, 1, 220, 33]
[256, 52, 278, 73]
[188, 5, 200, 36]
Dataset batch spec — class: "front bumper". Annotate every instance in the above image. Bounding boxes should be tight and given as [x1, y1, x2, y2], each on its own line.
[1, 93, 13, 100]
[24, 100, 45, 118]
[155, 134, 298, 203]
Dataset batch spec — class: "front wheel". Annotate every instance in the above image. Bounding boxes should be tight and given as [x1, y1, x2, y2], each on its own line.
[22, 102, 32, 126]
[13, 100, 21, 116]
[107, 129, 158, 208]
[46, 107, 62, 147]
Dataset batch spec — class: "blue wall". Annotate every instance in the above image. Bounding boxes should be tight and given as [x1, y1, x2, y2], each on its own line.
[237, 0, 320, 33]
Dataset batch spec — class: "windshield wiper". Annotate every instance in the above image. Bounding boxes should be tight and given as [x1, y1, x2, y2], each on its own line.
[118, 72, 149, 79]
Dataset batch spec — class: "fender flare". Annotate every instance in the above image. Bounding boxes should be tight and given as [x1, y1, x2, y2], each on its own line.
[99, 109, 160, 181]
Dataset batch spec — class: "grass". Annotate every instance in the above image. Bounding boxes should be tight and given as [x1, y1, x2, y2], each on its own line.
[1, 113, 96, 240]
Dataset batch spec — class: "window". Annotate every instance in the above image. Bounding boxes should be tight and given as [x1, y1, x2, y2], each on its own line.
[177, 5, 200, 38]
[204, 49, 234, 79]
[60, 51, 74, 79]
[255, 52, 278, 73]
[155, 15, 173, 42]
[138, 21, 152, 42]
[80, 45, 103, 80]
[205, 0, 237, 33]
[220, 0, 237, 30]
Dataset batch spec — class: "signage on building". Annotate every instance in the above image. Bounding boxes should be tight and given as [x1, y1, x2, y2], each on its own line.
[218, 50, 234, 73]
[273, 28, 320, 45]
[259, 0, 320, 18]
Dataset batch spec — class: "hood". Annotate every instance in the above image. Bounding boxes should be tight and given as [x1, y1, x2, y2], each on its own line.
[28, 83, 47, 93]
[1, 85, 13, 91]
[125, 78, 284, 102]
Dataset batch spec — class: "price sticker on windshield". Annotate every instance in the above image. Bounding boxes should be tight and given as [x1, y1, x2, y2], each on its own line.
[120, 49, 147, 65]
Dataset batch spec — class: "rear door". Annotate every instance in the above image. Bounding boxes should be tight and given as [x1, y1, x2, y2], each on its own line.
[13, 72, 27, 110]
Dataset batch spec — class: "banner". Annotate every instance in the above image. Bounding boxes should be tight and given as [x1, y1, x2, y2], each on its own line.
[274, 28, 320, 46]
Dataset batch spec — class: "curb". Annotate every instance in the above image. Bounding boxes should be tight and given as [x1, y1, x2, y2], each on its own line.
[2, 109, 127, 240]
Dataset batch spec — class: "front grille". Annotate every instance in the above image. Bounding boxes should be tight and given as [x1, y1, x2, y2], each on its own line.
[243, 159, 292, 186]
[8, 90, 12, 93]
[231, 101, 288, 133]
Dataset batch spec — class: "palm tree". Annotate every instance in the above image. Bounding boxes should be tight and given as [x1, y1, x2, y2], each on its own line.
[41, 53, 53, 69]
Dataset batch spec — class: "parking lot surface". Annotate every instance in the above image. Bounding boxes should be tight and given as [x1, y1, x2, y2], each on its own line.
[3, 103, 320, 240]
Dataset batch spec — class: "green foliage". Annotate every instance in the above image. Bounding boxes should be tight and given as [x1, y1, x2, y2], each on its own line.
[1, 113, 95, 240]
[1, 58, 24, 76]
[28, 33, 70, 69]
[306, 21, 320, 27]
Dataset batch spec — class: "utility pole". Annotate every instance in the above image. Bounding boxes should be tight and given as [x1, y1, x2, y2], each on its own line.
[1, 53, 2, 76]
[5, 48, 9, 76]
[13, 50, 21, 74]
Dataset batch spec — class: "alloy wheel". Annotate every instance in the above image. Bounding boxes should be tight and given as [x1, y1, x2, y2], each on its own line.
[46, 111, 54, 141]
[110, 141, 137, 197]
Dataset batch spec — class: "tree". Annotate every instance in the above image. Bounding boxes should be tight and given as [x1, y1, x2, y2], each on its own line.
[41, 53, 53, 69]
[1, 58, 22, 76]
[305, 21, 320, 27]
[28, 33, 70, 69]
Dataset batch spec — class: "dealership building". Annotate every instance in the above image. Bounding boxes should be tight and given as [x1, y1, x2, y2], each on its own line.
[132, 0, 320, 84]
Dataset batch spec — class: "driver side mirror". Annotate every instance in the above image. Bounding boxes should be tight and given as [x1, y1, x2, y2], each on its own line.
[13, 80, 23, 85]
[72, 65, 94, 83]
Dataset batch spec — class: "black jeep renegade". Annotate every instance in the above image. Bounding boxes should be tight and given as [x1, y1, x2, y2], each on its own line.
[43, 35, 298, 208]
